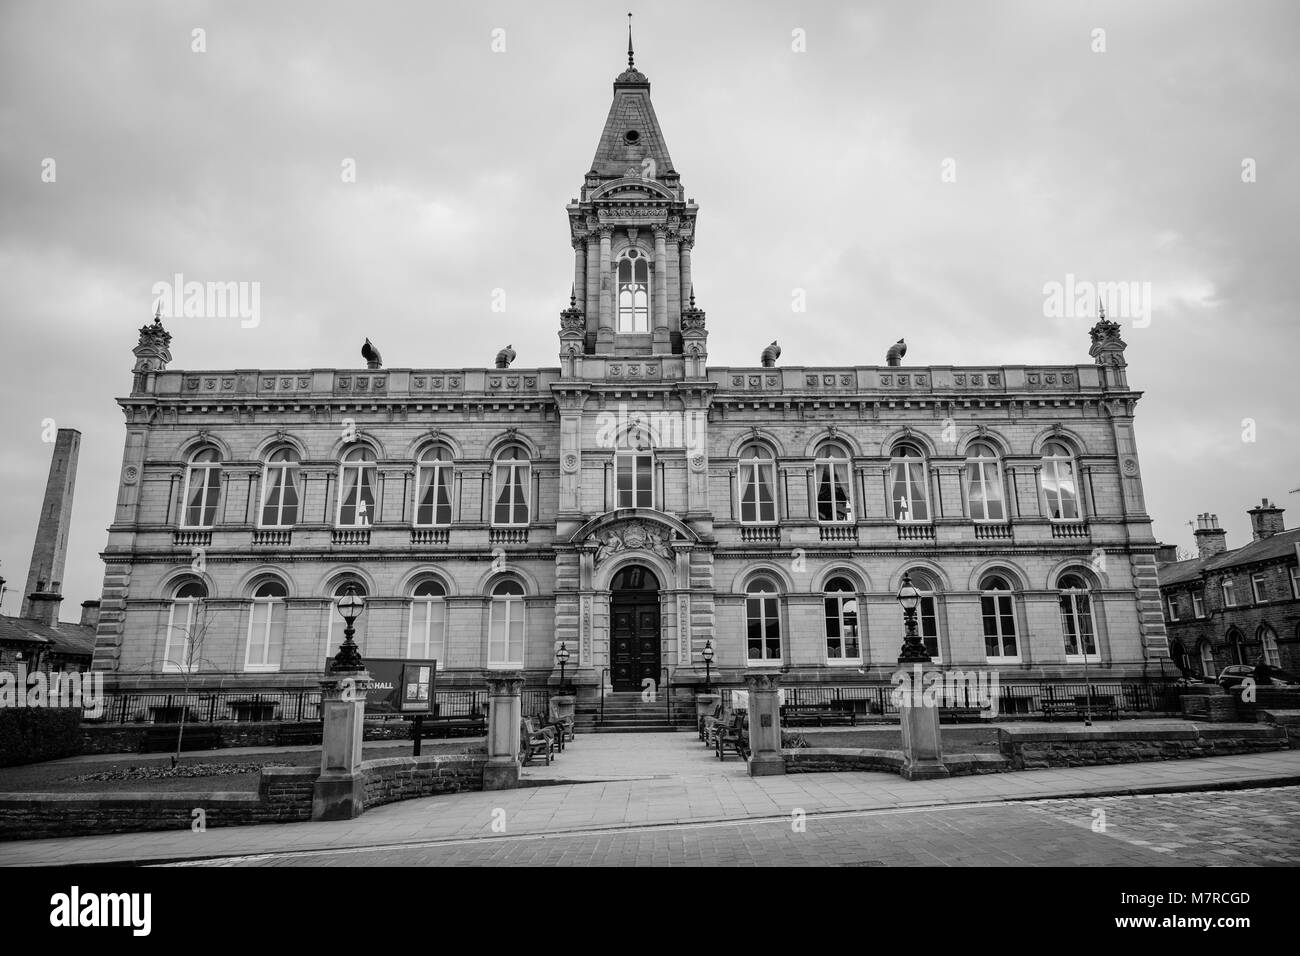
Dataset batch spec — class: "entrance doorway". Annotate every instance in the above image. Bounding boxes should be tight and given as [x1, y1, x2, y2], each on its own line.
[610, 565, 661, 691]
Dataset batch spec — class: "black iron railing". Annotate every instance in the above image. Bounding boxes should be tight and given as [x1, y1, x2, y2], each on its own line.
[89, 687, 497, 725]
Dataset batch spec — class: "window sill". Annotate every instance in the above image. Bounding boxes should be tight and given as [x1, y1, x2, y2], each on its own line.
[243, 664, 282, 673]
[1064, 656, 1102, 665]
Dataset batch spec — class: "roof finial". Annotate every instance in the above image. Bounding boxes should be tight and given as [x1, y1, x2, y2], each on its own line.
[627, 12, 635, 68]
[689, 284, 695, 308]
[570, 283, 577, 308]
[1098, 296, 1106, 321]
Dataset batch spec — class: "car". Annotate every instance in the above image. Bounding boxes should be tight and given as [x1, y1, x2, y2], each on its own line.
[1216, 664, 1300, 690]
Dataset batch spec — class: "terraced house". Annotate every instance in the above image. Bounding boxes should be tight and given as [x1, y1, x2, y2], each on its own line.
[90, 47, 1172, 712]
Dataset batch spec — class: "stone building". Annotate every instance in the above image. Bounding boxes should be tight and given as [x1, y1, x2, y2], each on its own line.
[1157, 501, 1300, 679]
[90, 46, 1171, 706]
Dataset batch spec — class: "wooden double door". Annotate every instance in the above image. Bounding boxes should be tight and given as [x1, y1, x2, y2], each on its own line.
[610, 565, 661, 692]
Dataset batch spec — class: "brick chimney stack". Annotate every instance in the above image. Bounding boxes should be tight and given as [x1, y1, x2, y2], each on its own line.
[1247, 498, 1285, 541]
[1193, 513, 1228, 560]
[21, 428, 81, 626]
[79, 600, 101, 630]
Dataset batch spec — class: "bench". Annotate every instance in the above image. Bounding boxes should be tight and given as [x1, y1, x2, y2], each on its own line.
[780, 703, 857, 727]
[142, 724, 221, 753]
[1041, 694, 1119, 722]
[519, 718, 553, 766]
[276, 722, 322, 746]
[715, 712, 749, 762]
[699, 703, 724, 742]
[420, 714, 487, 738]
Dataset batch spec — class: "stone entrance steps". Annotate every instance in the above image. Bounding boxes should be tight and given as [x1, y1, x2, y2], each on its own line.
[579, 691, 697, 734]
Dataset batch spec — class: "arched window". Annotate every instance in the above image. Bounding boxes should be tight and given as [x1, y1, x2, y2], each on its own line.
[182, 447, 222, 528]
[1258, 625, 1280, 667]
[326, 580, 369, 651]
[1226, 628, 1245, 665]
[488, 579, 525, 668]
[1041, 440, 1080, 520]
[1169, 639, 1190, 677]
[164, 580, 206, 673]
[617, 248, 650, 333]
[745, 577, 782, 662]
[245, 579, 287, 671]
[815, 443, 853, 523]
[965, 441, 1005, 522]
[337, 446, 376, 527]
[492, 445, 531, 526]
[260, 447, 300, 527]
[823, 576, 860, 661]
[890, 442, 930, 522]
[408, 579, 447, 663]
[1058, 573, 1098, 661]
[980, 574, 1019, 661]
[738, 444, 777, 524]
[1198, 639, 1216, 678]
[616, 425, 655, 509]
[906, 569, 942, 661]
[415, 445, 453, 527]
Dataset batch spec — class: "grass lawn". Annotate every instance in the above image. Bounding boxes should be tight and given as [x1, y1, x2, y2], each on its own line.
[0, 740, 486, 795]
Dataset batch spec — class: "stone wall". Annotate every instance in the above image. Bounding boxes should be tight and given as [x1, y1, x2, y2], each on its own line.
[1180, 692, 1238, 722]
[999, 722, 1288, 770]
[782, 748, 1010, 775]
[361, 755, 487, 809]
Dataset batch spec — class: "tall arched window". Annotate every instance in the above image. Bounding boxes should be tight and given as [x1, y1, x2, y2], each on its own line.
[492, 445, 531, 526]
[906, 569, 942, 661]
[1169, 639, 1190, 677]
[745, 577, 782, 662]
[1041, 440, 1080, 520]
[823, 576, 860, 662]
[415, 445, 453, 527]
[1198, 639, 1216, 678]
[617, 248, 650, 332]
[815, 443, 853, 523]
[245, 579, 287, 671]
[260, 447, 300, 527]
[1258, 624, 1280, 667]
[182, 447, 222, 528]
[337, 446, 376, 527]
[164, 580, 206, 673]
[980, 574, 1019, 661]
[408, 579, 447, 662]
[738, 444, 777, 524]
[488, 579, 525, 668]
[965, 441, 1005, 522]
[326, 580, 369, 651]
[1058, 573, 1098, 661]
[616, 425, 655, 509]
[1226, 628, 1245, 665]
[890, 442, 930, 522]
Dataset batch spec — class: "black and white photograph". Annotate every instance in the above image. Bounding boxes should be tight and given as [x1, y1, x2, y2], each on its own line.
[0, 0, 1295, 930]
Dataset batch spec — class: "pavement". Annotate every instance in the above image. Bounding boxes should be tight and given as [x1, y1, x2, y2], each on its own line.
[2, 731, 1299, 867]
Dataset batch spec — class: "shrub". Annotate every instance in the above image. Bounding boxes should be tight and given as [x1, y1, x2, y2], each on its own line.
[0, 707, 83, 767]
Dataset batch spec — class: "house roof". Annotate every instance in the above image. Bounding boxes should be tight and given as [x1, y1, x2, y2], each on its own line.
[1158, 527, 1300, 588]
[0, 615, 96, 659]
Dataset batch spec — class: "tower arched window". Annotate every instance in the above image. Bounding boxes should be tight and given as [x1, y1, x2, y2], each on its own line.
[1041, 440, 1080, 520]
[260, 447, 301, 528]
[488, 579, 526, 668]
[164, 580, 206, 673]
[815, 443, 853, 523]
[492, 445, 531, 526]
[745, 576, 782, 662]
[408, 579, 447, 663]
[1058, 573, 1098, 662]
[617, 248, 650, 333]
[615, 424, 655, 509]
[182, 447, 222, 528]
[823, 576, 860, 662]
[337, 446, 376, 527]
[738, 444, 777, 524]
[415, 445, 453, 527]
[890, 442, 930, 522]
[965, 441, 1006, 522]
[980, 574, 1019, 661]
[245, 579, 287, 672]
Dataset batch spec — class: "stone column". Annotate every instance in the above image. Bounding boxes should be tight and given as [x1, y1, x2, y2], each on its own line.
[312, 670, 371, 820]
[597, 226, 614, 351]
[483, 671, 524, 790]
[653, 225, 669, 351]
[679, 238, 693, 307]
[572, 237, 587, 311]
[745, 670, 785, 776]
[585, 235, 600, 345]
[897, 662, 949, 780]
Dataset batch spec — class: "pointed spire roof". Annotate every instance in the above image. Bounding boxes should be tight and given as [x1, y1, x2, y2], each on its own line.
[588, 20, 675, 182]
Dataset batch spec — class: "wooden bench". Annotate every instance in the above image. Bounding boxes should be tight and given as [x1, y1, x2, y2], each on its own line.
[780, 703, 857, 727]
[519, 718, 553, 766]
[699, 703, 724, 742]
[421, 714, 487, 738]
[1041, 695, 1119, 722]
[715, 712, 749, 761]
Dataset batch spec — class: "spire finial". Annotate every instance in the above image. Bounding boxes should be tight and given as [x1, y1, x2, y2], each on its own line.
[570, 283, 577, 308]
[689, 284, 695, 308]
[1098, 297, 1106, 321]
[627, 12, 635, 68]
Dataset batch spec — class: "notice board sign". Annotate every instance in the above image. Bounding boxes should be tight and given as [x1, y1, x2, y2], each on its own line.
[325, 657, 437, 715]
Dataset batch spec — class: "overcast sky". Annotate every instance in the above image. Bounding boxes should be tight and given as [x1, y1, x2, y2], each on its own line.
[1, 0, 1297, 619]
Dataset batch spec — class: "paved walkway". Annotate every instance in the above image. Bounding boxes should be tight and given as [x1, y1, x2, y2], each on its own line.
[3, 733, 1299, 867]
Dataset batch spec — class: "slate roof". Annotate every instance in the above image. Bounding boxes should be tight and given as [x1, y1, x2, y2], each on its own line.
[1158, 527, 1300, 588]
[589, 63, 675, 181]
[0, 615, 96, 660]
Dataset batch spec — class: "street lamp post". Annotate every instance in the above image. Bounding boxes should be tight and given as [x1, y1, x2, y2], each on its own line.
[895, 572, 931, 663]
[557, 642, 570, 691]
[331, 584, 366, 673]
[702, 640, 714, 694]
